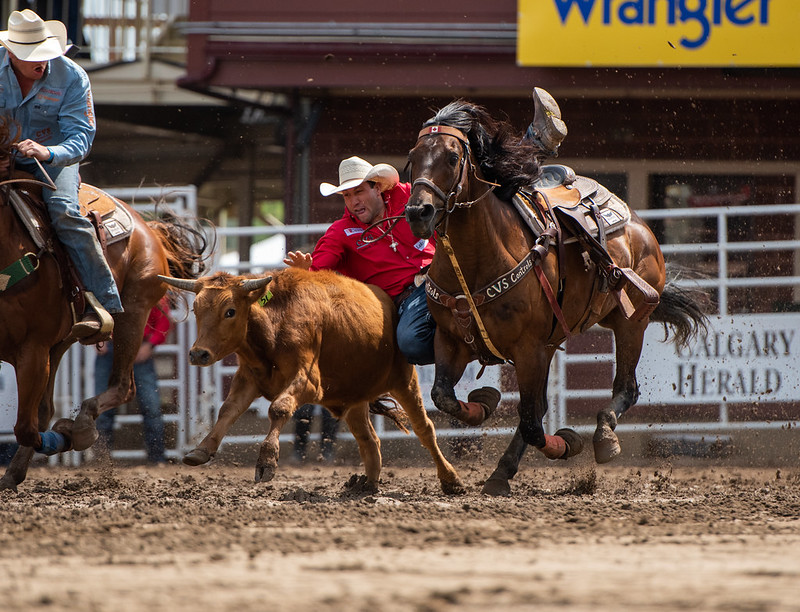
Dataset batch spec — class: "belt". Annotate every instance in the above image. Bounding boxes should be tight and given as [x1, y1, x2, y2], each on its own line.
[393, 270, 429, 309]
[393, 283, 416, 308]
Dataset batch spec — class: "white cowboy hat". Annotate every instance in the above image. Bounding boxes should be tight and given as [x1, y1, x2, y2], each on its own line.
[320, 156, 400, 197]
[0, 9, 70, 62]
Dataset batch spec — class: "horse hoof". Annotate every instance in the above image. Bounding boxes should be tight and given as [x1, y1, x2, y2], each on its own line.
[0, 475, 18, 493]
[182, 448, 212, 466]
[467, 386, 501, 421]
[593, 430, 622, 464]
[555, 428, 584, 458]
[70, 415, 98, 452]
[482, 478, 511, 497]
[441, 478, 467, 496]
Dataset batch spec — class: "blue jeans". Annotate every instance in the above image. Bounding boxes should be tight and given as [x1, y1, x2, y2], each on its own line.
[20, 160, 122, 313]
[94, 345, 166, 463]
[293, 404, 338, 462]
[396, 283, 436, 365]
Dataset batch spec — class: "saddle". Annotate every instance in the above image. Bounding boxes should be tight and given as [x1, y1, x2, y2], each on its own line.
[4, 174, 134, 338]
[514, 164, 659, 322]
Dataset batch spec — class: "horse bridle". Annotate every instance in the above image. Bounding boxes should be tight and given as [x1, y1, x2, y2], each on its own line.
[411, 125, 499, 228]
[364, 125, 493, 244]
[411, 125, 510, 363]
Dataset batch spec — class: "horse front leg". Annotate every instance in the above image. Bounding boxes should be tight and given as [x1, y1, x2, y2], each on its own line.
[429, 331, 500, 426]
[11, 349, 50, 450]
[484, 349, 584, 496]
[594, 315, 648, 463]
[72, 311, 144, 451]
[482, 427, 528, 496]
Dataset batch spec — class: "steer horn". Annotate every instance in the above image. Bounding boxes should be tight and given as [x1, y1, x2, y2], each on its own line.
[158, 275, 201, 293]
[240, 276, 273, 292]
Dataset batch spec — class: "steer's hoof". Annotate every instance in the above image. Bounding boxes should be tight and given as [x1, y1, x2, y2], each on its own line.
[182, 448, 213, 466]
[255, 462, 277, 483]
[441, 477, 467, 496]
[343, 474, 379, 496]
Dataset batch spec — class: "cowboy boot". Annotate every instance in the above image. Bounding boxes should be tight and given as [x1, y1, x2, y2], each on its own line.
[71, 292, 114, 344]
[525, 87, 568, 158]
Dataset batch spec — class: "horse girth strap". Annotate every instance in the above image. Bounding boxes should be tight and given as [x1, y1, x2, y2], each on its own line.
[428, 228, 571, 362]
[0, 252, 40, 292]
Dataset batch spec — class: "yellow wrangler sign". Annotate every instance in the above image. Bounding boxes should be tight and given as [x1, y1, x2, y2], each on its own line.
[518, 0, 798, 67]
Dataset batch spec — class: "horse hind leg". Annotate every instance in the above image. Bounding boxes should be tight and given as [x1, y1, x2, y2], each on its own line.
[594, 315, 648, 464]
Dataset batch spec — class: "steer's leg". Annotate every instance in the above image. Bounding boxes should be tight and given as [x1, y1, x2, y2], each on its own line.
[183, 370, 260, 467]
[343, 401, 381, 492]
[391, 366, 466, 495]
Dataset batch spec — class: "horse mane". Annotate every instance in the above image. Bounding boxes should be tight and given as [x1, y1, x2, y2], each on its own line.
[0, 117, 20, 161]
[421, 100, 541, 201]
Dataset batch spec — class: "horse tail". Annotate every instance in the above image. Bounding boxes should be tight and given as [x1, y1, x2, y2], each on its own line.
[650, 268, 711, 351]
[369, 396, 410, 434]
[147, 207, 213, 280]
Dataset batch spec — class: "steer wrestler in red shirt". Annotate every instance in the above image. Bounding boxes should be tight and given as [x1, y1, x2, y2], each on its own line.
[284, 88, 567, 425]
[283, 155, 502, 427]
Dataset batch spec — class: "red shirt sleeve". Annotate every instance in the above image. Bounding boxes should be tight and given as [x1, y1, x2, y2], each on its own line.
[143, 298, 171, 347]
[309, 218, 347, 272]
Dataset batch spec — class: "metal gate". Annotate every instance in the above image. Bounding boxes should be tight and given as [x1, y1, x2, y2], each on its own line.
[3, 200, 799, 463]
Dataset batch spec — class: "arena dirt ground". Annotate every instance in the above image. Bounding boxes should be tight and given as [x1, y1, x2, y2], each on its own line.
[1, 446, 799, 612]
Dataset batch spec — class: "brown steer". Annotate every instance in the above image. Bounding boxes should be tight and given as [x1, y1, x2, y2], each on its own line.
[160, 269, 465, 494]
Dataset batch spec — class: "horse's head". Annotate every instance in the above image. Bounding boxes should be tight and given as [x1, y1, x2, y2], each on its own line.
[405, 125, 472, 239]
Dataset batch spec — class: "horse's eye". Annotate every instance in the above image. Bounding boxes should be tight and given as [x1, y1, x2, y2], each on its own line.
[224, 308, 236, 318]
[449, 152, 459, 166]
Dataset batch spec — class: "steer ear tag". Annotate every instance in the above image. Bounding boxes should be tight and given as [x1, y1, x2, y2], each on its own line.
[258, 290, 273, 306]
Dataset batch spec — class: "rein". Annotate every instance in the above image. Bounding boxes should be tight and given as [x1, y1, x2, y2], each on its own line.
[360, 214, 405, 245]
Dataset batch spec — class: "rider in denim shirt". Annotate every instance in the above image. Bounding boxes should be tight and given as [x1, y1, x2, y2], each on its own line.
[0, 9, 121, 340]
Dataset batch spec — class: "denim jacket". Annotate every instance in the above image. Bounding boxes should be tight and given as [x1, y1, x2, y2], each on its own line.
[0, 48, 95, 167]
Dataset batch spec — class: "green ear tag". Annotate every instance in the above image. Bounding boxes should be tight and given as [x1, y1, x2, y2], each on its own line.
[258, 290, 273, 306]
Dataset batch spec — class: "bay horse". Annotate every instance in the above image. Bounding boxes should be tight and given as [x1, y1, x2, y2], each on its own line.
[404, 100, 708, 496]
[0, 118, 210, 491]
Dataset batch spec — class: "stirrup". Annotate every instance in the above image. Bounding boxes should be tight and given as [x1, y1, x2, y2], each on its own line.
[69, 292, 115, 344]
[83, 292, 114, 334]
[608, 267, 660, 321]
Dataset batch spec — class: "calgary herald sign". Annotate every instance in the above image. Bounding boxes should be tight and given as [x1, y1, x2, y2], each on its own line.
[518, 0, 797, 67]
[638, 313, 800, 405]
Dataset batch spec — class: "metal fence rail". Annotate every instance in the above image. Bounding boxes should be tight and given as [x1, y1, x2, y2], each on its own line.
[3, 200, 798, 461]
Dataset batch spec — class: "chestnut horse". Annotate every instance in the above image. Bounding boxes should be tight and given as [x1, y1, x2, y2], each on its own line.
[404, 101, 707, 496]
[0, 120, 209, 491]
